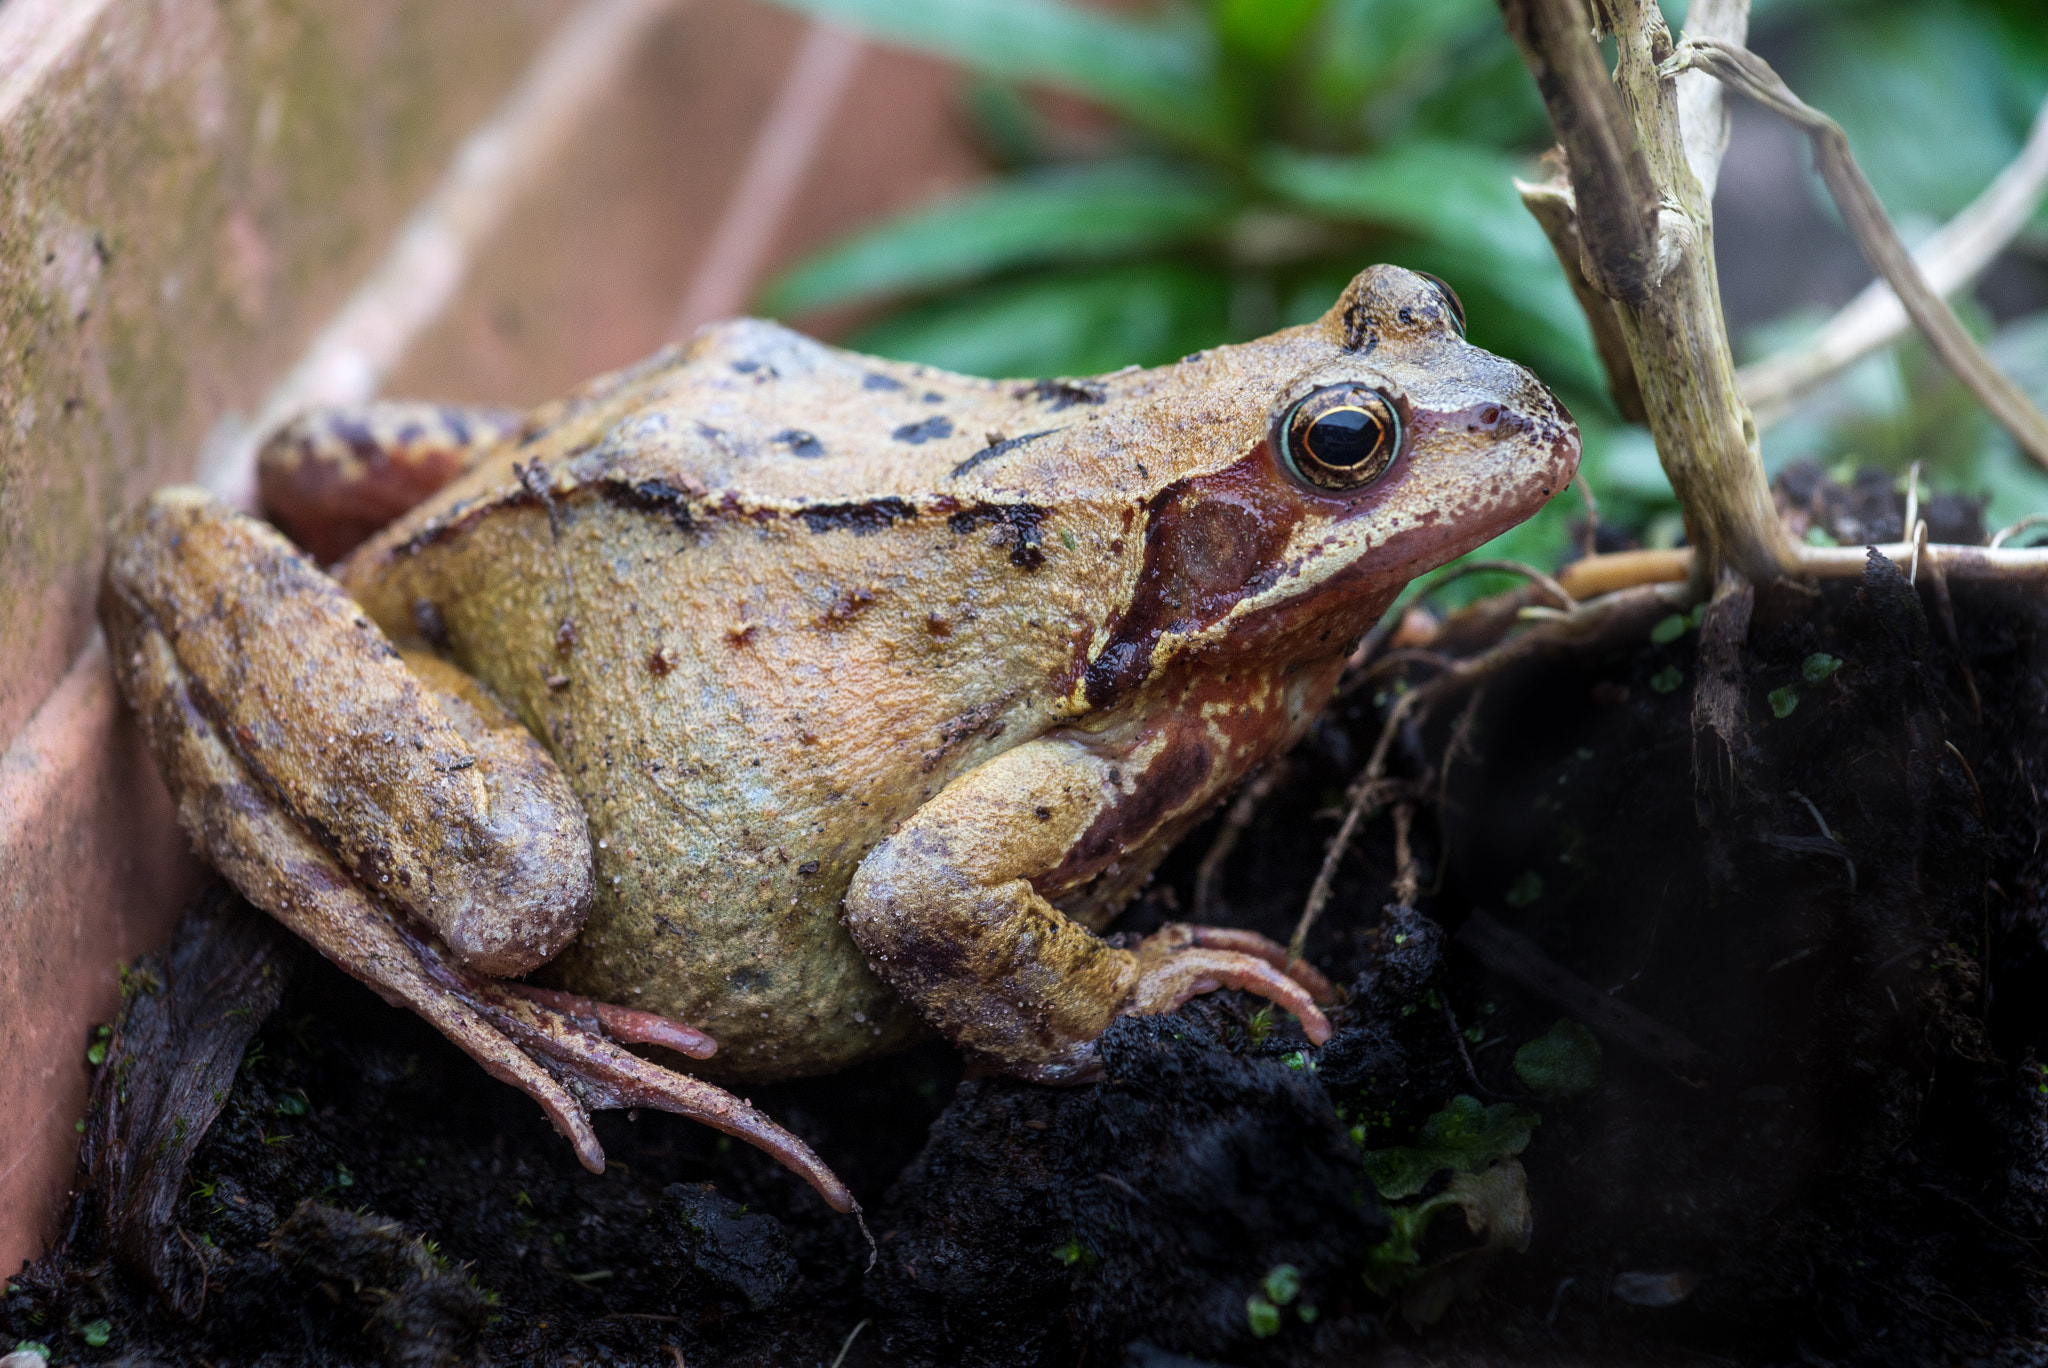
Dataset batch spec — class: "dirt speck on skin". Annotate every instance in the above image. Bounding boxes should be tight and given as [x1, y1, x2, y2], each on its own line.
[10, 488, 2048, 1364]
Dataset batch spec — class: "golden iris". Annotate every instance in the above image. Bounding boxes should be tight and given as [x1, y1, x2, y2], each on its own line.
[1279, 385, 1401, 492]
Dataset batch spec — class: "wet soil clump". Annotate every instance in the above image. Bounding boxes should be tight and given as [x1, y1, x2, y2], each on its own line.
[9, 548, 2048, 1366]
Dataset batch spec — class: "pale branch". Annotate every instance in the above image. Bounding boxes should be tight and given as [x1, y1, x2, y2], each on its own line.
[1672, 0, 1749, 202]
[1513, 1, 1748, 429]
[1556, 543, 2048, 594]
[1676, 40, 2048, 474]
[1499, 0, 1685, 304]
[1737, 94, 2048, 428]
[1501, 0, 1795, 586]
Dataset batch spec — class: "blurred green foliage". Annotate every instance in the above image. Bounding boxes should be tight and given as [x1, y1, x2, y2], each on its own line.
[759, 0, 2048, 575]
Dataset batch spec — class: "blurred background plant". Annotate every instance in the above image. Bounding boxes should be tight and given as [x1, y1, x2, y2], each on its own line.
[757, 0, 2048, 597]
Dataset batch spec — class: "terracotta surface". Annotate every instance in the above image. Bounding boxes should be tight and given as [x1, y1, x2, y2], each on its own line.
[0, 640, 199, 1273]
[0, 0, 579, 749]
[1, 0, 985, 1276]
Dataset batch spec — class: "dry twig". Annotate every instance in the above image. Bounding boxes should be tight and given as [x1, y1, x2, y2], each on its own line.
[1674, 39, 2048, 472]
[1738, 94, 2048, 427]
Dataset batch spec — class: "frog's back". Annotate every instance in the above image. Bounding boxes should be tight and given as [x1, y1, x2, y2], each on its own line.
[339, 321, 1155, 1080]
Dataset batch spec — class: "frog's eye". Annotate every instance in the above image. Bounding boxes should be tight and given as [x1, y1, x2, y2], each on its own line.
[1414, 271, 1467, 337]
[1279, 384, 1402, 492]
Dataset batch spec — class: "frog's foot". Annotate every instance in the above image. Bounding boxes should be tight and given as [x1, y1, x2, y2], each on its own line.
[1127, 923, 1336, 1042]
[385, 928, 858, 1213]
[258, 401, 521, 562]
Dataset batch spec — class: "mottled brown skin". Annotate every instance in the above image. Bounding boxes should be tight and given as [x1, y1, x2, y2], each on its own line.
[101, 266, 1577, 1202]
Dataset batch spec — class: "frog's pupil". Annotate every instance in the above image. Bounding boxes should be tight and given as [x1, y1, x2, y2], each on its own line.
[1305, 406, 1384, 469]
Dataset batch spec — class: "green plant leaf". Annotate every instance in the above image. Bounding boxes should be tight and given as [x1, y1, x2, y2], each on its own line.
[1361, 1094, 1537, 1201]
[846, 263, 1233, 379]
[764, 0, 1230, 151]
[1259, 141, 1546, 276]
[1216, 0, 1323, 68]
[761, 161, 1236, 315]
[1512, 1019, 1602, 1100]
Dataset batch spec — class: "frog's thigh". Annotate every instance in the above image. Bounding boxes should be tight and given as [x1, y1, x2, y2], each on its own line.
[257, 401, 520, 562]
[844, 735, 1329, 1081]
[101, 486, 589, 975]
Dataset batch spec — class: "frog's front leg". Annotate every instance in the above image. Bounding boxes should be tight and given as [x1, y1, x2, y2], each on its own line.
[257, 401, 521, 562]
[100, 487, 856, 1213]
[845, 719, 1336, 1082]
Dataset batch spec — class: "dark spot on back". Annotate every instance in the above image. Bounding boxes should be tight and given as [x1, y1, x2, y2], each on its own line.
[731, 360, 759, 373]
[773, 428, 825, 458]
[863, 372, 904, 391]
[948, 503, 1047, 570]
[1016, 378, 1107, 410]
[600, 477, 698, 532]
[893, 416, 954, 444]
[800, 497, 915, 536]
[924, 392, 945, 404]
[952, 429, 1057, 478]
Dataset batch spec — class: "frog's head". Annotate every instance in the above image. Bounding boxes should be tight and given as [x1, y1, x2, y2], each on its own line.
[1076, 264, 1579, 709]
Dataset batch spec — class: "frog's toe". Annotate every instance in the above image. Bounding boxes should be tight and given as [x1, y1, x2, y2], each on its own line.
[1168, 924, 1337, 1004]
[500, 984, 718, 1059]
[1128, 927, 1334, 1045]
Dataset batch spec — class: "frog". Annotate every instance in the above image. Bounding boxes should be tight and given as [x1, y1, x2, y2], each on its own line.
[100, 264, 1579, 1216]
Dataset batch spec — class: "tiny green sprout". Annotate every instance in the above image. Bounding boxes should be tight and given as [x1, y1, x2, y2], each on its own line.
[73, 1120, 85, 1134]
[1297, 1303, 1319, 1324]
[86, 1042, 106, 1067]
[1686, 602, 1706, 628]
[1649, 613, 1688, 645]
[1246, 1004, 1275, 1046]
[79, 1319, 112, 1348]
[1054, 1237, 1090, 1267]
[1424, 990, 1442, 1010]
[1059, 529, 1078, 551]
[1505, 871, 1544, 907]
[1349, 1124, 1366, 1146]
[1802, 652, 1843, 685]
[1283, 1051, 1313, 1072]
[274, 1093, 307, 1117]
[334, 1165, 354, 1189]
[1245, 1294, 1282, 1338]
[1464, 1025, 1485, 1044]
[1262, 1263, 1301, 1306]
[1803, 525, 1840, 547]
[11, 1342, 51, 1361]
[1650, 665, 1684, 694]
[514, 1190, 533, 1208]
[1769, 686, 1800, 719]
[1481, 1002, 1497, 1016]
[1392, 932, 1408, 945]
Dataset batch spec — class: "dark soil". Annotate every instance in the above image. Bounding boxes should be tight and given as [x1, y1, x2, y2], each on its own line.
[10, 475, 2048, 1367]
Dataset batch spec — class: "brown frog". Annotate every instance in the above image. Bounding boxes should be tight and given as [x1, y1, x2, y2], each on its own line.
[100, 265, 1578, 1214]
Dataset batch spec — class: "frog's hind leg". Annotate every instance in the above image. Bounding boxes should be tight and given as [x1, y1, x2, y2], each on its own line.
[257, 401, 522, 562]
[101, 487, 857, 1214]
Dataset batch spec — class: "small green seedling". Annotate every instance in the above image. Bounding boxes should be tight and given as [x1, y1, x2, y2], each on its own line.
[1262, 1263, 1301, 1306]
[1804, 525, 1840, 547]
[1650, 613, 1688, 644]
[1512, 1019, 1603, 1100]
[78, 1319, 112, 1349]
[1802, 652, 1843, 685]
[1768, 686, 1799, 719]
[1504, 871, 1544, 908]
[1650, 665, 1685, 694]
[1245, 1294, 1281, 1338]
